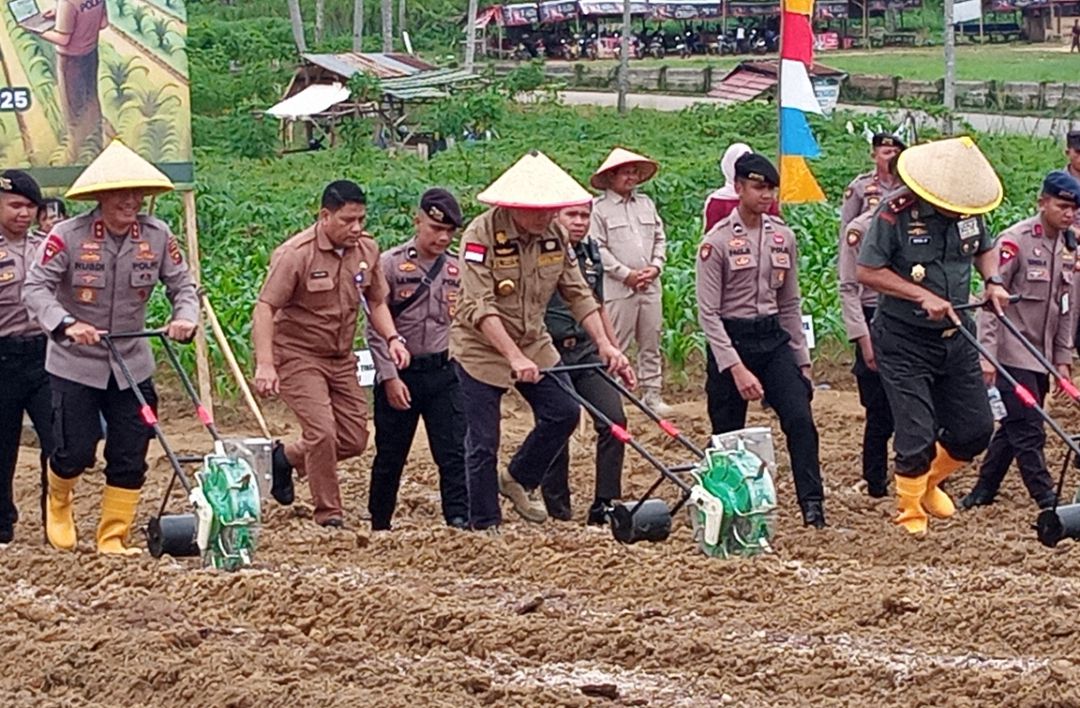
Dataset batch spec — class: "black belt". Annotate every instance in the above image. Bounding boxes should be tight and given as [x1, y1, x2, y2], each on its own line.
[721, 315, 782, 338]
[406, 350, 449, 372]
[878, 312, 968, 340]
[0, 333, 46, 355]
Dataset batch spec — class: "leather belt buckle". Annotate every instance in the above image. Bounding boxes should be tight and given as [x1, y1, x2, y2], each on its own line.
[941, 327, 958, 338]
[562, 337, 577, 350]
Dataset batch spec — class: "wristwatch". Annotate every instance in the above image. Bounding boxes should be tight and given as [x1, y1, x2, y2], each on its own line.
[986, 275, 1005, 287]
[390, 334, 407, 346]
[53, 315, 76, 337]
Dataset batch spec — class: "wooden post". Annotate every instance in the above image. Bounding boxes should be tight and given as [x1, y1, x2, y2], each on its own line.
[182, 190, 215, 421]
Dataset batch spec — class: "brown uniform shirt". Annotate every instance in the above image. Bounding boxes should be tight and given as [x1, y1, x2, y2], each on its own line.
[696, 208, 810, 373]
[840, 171, 900, 231]
[837, 210, 879, 342]
[450, 207, 600, 388]
[258, 224, 388, 361]
[0, 229, 44, 337]
[591, 189, 667, 301]
[367, 238, 460, 382]
[979, 215, 1077, 370]
[22, 211, 199, 390]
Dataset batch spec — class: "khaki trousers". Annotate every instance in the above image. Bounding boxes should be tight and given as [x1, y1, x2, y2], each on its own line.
[605, 285, 663, 391]
[277, 352, 369, 524]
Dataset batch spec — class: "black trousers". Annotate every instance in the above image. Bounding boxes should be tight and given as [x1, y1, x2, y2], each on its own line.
[369, 357, 469, 529]
[872, 315, 993, 477]
[540, 353, 626, 514]
[974, 366, 1056, 506]
[0, 337, 54, 529]
[455, 362, 580, 530]
[856, 306, 894, 491]
[50, 374, 157, 490]
[705, 320, 824, 505]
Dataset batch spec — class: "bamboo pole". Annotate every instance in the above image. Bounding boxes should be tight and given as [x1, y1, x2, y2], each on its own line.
[776, 2, 785, 211]
[181, 190, 214, 421]
[201, 292, 273, 439]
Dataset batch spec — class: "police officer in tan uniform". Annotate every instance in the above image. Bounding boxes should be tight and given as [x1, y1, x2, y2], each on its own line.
[254, 180, 410, 529]
[840, 133, 905, 231]
[838, 158, 900, 499]
[697, 154, 825, 528]
[23, 140, 199, 555]
[0, 171, 54, 544]
[451, 151, 632, 532]
[961, 171, 1080, 511]
[590, 148, 673, 417]
[366, 189, 468, 530]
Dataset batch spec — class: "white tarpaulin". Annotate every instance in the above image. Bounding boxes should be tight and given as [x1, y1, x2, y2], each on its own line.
[267, 83, 351, 119]
[954, 0, 982, 24]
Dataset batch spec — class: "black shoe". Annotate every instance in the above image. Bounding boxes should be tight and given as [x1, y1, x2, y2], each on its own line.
[0, 525, 12, 544]
[867, 485, 888, 499]
[801, 501, 826, 529]
[320, 517, 345, 529]
[271, 441, 294, 506]
[544, 499, 573, 522]
[587, 500, 610, 526]
[446, 516, 469, 530]
[960, 487, 995, 510]
[1035, 494, 1058, 510]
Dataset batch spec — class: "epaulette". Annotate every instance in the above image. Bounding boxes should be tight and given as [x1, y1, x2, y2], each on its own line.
[764, 213, 787, 227]
[888, 191, 915, 214]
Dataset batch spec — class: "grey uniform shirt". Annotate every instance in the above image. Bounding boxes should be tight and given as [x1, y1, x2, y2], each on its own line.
[0, 229, 44, 337]
[837, 211, 880, 342]
[22, 211, 199, 390]
[368, 239, 460, 382]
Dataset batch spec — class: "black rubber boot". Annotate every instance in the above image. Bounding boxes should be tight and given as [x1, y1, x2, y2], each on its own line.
[271, 442, 295, 506]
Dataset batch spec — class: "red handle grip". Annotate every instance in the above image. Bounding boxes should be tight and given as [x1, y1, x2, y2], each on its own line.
[611, 424, 632, 444]
[139, 405, 158, 426]
[196, 405, 213, 427]
[658, 419, 680, 438]
[1014, 385, 1037, 408]
[1060, 378, 1080, 400]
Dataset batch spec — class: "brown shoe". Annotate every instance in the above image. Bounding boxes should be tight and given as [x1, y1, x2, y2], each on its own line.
[498, 469, 548, 524]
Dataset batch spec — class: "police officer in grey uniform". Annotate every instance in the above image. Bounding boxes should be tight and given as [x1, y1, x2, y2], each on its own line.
[0, 170, 55, 544]
[367, 189, 469, 530]
[540, 202, 635, 525]
[22, 140, 199, 555]
[857, 137, 1011, 535]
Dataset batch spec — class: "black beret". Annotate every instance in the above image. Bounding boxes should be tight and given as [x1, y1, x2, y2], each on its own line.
[1043, 170, 1080, 205]
[872, 133, 906, 150]
[420, 188, 462, 228]
[1068, 131, 1080, 150]
[0, 170, 42, 206]
[734, 153, 779, 188]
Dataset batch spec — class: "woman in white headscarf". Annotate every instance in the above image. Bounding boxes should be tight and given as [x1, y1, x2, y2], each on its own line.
[702, 142, 779, 234]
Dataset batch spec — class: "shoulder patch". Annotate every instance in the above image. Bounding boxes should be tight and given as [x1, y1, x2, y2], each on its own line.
[41, 233, 65, 265]
[167, 235, 183, 265]
[463, 242, 487, 263]
[844, 187, 854, 199]
[1000, 240, 1019, 263]
[699, 243, 713, 261]
[846, 229, 862, 247]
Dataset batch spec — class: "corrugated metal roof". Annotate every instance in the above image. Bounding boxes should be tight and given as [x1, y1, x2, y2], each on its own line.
[301, 52, 436, 80]
[708, 68, 776, 102]
[382, 68, 482, 100]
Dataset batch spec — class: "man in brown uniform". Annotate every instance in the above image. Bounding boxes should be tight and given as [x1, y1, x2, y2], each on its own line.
[254, 180, 409, 528]
[590, 148, 673, 417]
[23, 139, 199, 555]
[366, 189, 468, 530]
[451, 151, 632, 531]
[961, 171, 1080, 510]
[696, 153, 826, 528]
[839, 133, 905, 231]
[0, 171, 54, 544]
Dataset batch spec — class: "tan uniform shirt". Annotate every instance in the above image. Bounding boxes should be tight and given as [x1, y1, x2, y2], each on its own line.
[368, 239, 460, 382]
[837, 210, 879, 342]
[0, 229, 44, 337]
[696, 209, 809, 372]
[840, 171, 900, 230]
[22, 211, 199, 390]
[450, 207, 600, 388]
[591, 189, 667, 301]
[258, 224, 388, 361]
[979, 215, 1077, 370]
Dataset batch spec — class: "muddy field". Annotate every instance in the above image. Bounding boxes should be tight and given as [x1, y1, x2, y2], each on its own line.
[4, 370, 1080, 707]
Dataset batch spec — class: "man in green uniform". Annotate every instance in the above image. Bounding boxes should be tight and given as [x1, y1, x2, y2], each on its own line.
[857, 137, 1011, 534]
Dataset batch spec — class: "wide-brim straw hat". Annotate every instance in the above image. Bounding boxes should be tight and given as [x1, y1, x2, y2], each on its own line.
[590, 147, 659, 190]
[65, 139, 175, 201]
[897, 136, 1002, 215]
[477, 151, 591, 209]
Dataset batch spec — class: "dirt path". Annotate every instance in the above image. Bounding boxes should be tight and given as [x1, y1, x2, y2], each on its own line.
[4, 382, 1080, 705]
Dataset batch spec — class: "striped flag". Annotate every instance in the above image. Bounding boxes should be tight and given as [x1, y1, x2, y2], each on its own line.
[779, 0, 826, 203]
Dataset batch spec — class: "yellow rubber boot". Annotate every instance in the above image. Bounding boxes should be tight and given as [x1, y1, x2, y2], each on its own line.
[96, 486, 143, 556]
[895, 474, 929, 534]
[923, 444, 965, 519]
[46, 470, 78, 551]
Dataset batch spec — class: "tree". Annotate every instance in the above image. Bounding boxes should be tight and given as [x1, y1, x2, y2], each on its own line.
[398, 0, 406, 34]
[464, 0, 478, 71]
[315, 0, 325, 44]
[287, 0, 307, 53]
[381, 0, 392, 51]
[353, 0, 364, 51]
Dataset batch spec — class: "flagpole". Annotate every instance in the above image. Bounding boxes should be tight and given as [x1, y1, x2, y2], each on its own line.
[776, 1, 785, 211]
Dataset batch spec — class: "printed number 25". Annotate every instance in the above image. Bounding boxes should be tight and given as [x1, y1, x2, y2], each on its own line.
[0, 88, 31, 112]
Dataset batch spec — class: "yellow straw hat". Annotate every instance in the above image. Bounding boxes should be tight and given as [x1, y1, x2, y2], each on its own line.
[590, 147, 659, 190]
[65, 139, 175, 201]
[477, 151, 591, 209]
[896, 137, 1002, 215]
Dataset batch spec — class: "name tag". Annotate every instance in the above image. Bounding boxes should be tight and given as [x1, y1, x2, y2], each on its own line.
[354, 349, 376, 387]
[958, 218, 980, 239]
[1063, 292, 1071, 316]
[908, 236, 930, 246]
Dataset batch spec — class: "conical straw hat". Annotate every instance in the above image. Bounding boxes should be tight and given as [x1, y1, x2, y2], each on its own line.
[590, 147, 659, 190]
[65, 139, 174, 201]
[477, 151, 591, 209]
[897, 136, 1002, 215]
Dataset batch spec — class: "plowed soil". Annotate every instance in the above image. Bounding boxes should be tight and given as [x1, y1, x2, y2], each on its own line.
[4, 371, 1080, 707]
